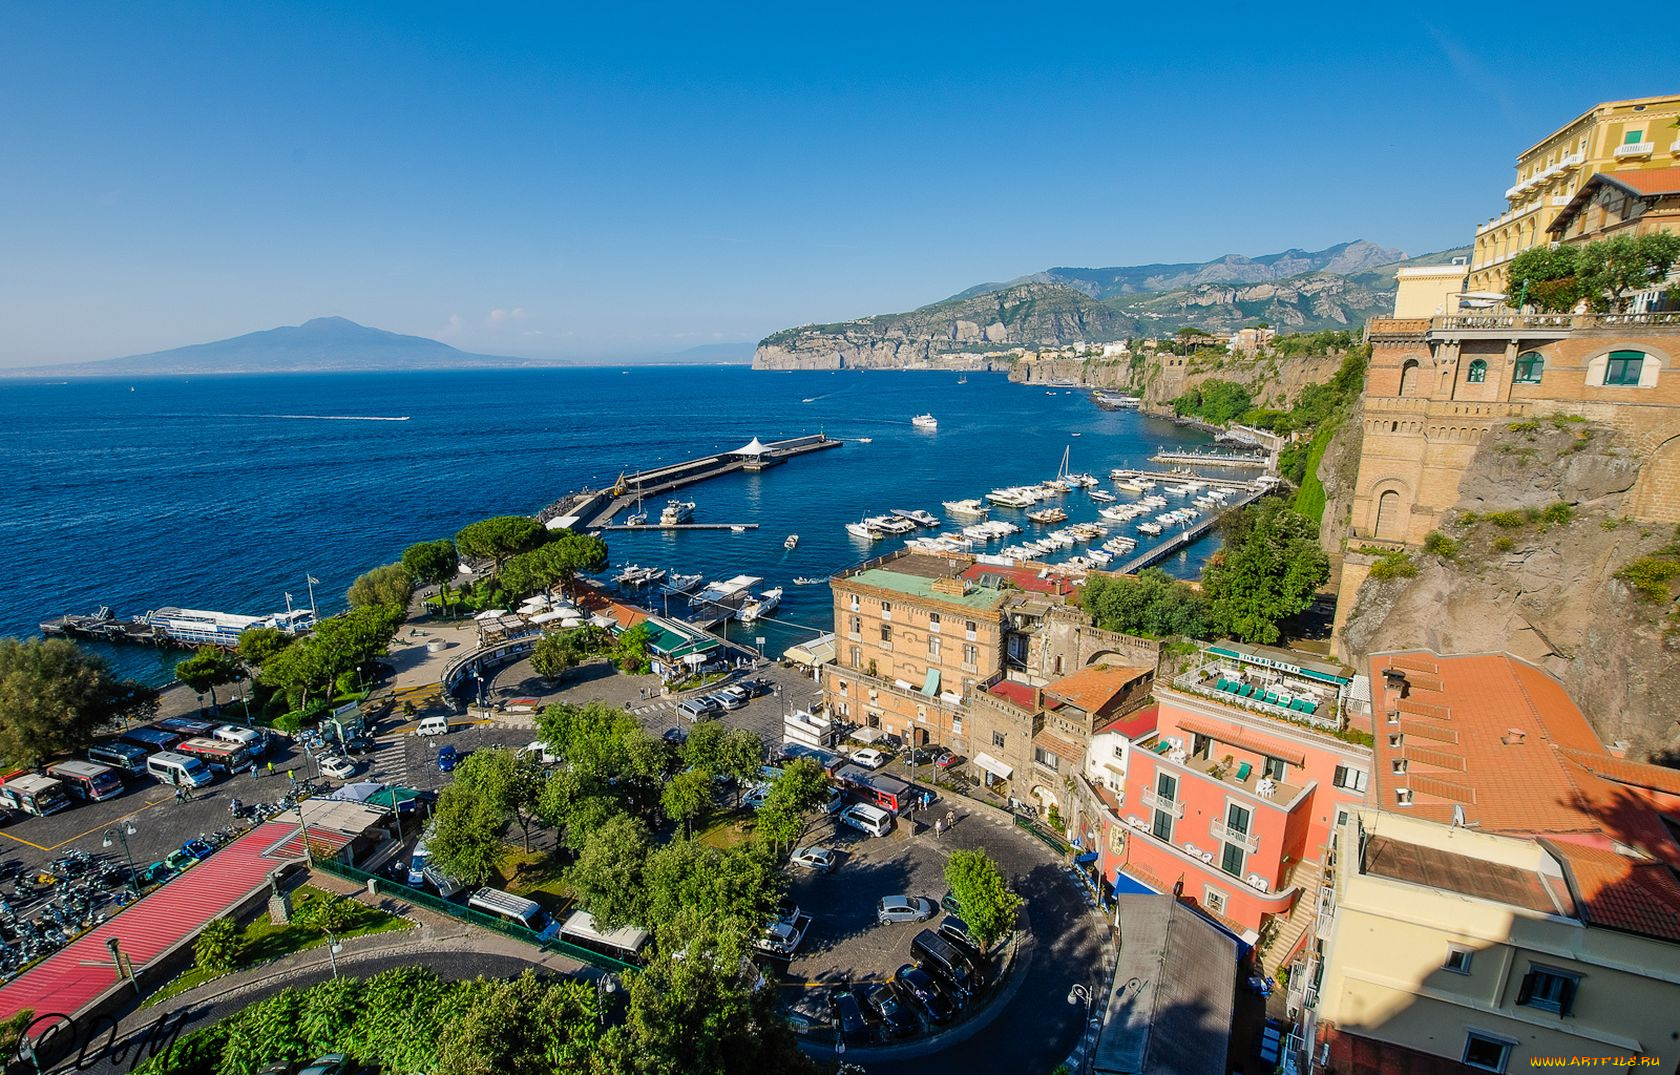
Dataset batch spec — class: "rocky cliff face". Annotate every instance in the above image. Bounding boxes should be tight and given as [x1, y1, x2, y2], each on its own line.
[1339, 420, 1680, 762]
[1314, 396, 1365, 576]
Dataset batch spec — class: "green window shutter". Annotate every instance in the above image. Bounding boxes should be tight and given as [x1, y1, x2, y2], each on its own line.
[1625, 129, 1644, 144]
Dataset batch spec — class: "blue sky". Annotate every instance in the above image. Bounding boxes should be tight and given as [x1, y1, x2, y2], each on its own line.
[1, 3, 1676, 365]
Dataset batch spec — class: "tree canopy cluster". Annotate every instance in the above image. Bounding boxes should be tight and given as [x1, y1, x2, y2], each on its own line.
[1507, 233, 1680, 312]
[500, 531, 609, 599]
[0, 638, 157, 766]
[259, 604, 403, 715]
[944, 848, 1023, 951]
[346, 561, 415, 611]
[136, 961, 817, 1075]
[1082, 500, 1328, 645]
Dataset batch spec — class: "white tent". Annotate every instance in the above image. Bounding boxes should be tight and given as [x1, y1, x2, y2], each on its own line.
[734, 437, 770, 456]
[529, 610, 566, 625]
[474, 609, 509, 621]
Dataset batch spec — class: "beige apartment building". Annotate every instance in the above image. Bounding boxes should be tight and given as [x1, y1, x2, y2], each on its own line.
[1468, 93, 1680, 294]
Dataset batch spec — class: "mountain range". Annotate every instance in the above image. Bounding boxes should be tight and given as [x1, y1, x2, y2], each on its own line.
[3, 318, 759, 377]
[753, 241, 1471, 370]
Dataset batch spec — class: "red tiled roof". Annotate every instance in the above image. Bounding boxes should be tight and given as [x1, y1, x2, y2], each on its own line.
[0, 821, 306, 1021]
[1044, 664, 1150, 715]
[1559, 747, 1680, 796]
[1095, 704, 1159, 740]
[1174, 715, 1308, 767]
[987, 680, 1039, 711]
[960, 562, 1075, 597]
[1542, 839, 1680, 943]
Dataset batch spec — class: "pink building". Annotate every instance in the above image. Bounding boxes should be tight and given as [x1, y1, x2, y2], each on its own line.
[1110, 641, 1372, 971]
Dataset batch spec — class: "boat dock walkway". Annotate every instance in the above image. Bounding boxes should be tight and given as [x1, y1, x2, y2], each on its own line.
[1110, 487, 1264, 575]
[1109, 468, 1255, 491]
[537, 434, 842, 531]
[1149, 448, 1270, 469]
[602, 523, 760, 532]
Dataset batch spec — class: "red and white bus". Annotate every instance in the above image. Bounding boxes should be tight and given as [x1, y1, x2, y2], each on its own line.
[176, 736, 254, 774]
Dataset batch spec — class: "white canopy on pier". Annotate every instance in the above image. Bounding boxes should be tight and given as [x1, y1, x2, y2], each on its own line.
[733, 437, 770, 456]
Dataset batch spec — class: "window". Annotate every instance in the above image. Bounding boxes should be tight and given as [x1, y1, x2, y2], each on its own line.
[965, 620, 978, 639]
[1463, 1031, 1513, 1072]
[928, 611, 940, 631]
[1203, 887, 1229, 916]
[951, 715, 963, 735]
[1033, 747, 1060, 771]
[1392, 759, 1408, 775]
[1466, 359, 1487, 383]
[880, 625, 892, 643]
[1151, 807, 1174, 843]
[1225, 802, 1251, 835]
[1399, 358, 1421, 396]
[962, 644, 978, 667]
[850, 646, 862, 669]
[849, 615, 862, 637]
[1514, 351, 1544, 383]
[1220, 841, 1245, 877]
[880, 601, 892, 620]
[1395, 787, 1413, 806]
[1517, 964, 1579, 1015]
[1333, 765, 1368, 792]
[1605, 350, 1645, 386]
[838, 679, 848, 696]
[1263, 756, 1286, 782]
[1191, 733, 1212, 760]
[849, 594, 859, 612]
[928, 636, 941, 659]
[1388, 734, 1403, 749]
[1625, 128, 1644, 145]
[1156, 772, 1177, 802]
[992, 731, 1006, 749]
[1444, 945, 1474, 975]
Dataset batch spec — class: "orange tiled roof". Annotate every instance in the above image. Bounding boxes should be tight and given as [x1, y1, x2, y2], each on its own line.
[1370, 652, 1680, 866]
[1541, 839, 1680, 943]
[1033, 730, 1084, 764]
[1044, 664, 1150, 715]
[1603, 165, 1680, 197]
[1558, 747, 1680, 796]
[1174, 714, 1307, 767]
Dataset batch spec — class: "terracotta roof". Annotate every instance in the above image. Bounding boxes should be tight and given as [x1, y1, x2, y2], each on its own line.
[960, 561, 1076, 597]
[1033, 730, 1083, 764]
[987, 680, 1039, 711]
[1173, 715, 1308, 767]
[1370, 651, 1680, 868]
[1045, 664, 1151, 715]
[1095, 704, 1160, 740]
[1547, 166, 1680, 234]
[1542, 839, 1680, 943]
[1558, 748, 1680, 796]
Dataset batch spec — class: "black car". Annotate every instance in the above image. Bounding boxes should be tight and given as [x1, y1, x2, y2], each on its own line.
[937, 914, 984, 959]
[859, 981, 917, 1038]
[828, 985, 868, 1044]
[737, 677, 773, 697]
[343, 734, 375, 755]
[893, 964, 953, 1025]
[662, 726, 689, 745]
[908, 745, 951, 767]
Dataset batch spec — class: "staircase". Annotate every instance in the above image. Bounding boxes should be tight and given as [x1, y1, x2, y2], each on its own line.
[1263, 859, 1324, 975]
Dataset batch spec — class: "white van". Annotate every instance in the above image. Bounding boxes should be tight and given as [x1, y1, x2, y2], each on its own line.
[147, 751, 214, 787]
[518, 740, 561, 765]
[467, 887, 561, 940]
[838, 802, 893, 838]
[212, 724, 267, 754]
[416, 716, 450, 737]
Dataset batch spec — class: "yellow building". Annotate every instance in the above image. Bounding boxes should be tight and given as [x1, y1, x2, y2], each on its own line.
[1469, 94, 1680, 294]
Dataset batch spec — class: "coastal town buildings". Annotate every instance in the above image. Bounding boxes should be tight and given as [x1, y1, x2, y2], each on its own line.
[1228, 325, 1277, 355]
[1468, 93, 1680, 294]
[1303, 651, 1680, 1074]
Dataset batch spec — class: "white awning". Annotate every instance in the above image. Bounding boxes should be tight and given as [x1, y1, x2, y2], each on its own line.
[850, 726, 884, 744]
[734, 437, 770, 456]
[974, 752, 1013, 780]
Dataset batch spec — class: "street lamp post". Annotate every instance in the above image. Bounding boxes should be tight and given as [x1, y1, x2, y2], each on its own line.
[1066, 983, 1094, 1073]
[103, 822, 140, 897]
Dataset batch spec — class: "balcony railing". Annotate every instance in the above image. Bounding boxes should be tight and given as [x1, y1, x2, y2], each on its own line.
[1140, 788, 1184, 818]
[1614, 141, 1654, 159]
[1209, 819, 1260, 853]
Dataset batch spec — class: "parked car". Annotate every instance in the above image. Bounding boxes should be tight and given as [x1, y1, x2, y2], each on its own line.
[877, 895, 936, 924]
[941, 890, 963, 917]
[742, 784, 772, 810]
[436, 745, 459, 773]
[790, 846, 838, 873]
[849, 748, 888, 770]
[320, 754, 358, 780]
[908, 745, 951, 767]
[935, 752, 963, 769]
[938, 914, 983, 958]
[662, 726, 689, 745]
[828, 985, 868, 1045]
[893, 964, 954, 1024]
[715, 686, 750, 710]
[737, 677, 773, 697]
[342, 733, 375, 755]
[859, 981, 917, 1038]
[179, 838, 216, 861]
[296, 1056, 351, 1075]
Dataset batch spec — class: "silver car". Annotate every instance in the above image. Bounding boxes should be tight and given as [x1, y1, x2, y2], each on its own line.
[791, 846, 838, 873]
[877, 895, 937, 924]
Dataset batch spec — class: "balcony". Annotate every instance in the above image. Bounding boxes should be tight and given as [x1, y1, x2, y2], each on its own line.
[1614, 141, 1654, 159]
[1209, 818, 1260, 854]
[1671, 139, 1680, 157]
[1152, 742, 1308, 808]
[1173, 666, 1342, 733]
[1140, 787, 1184, 818]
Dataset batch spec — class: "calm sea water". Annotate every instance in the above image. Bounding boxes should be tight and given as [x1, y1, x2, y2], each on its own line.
[0, 367, 1224, 684]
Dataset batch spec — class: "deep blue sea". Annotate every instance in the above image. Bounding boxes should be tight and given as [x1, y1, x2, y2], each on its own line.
[0, 367, 1226, 684]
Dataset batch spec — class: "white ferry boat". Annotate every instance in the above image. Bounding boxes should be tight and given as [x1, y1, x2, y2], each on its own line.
[912, 413, 939, 430]
[660, 500, 695, 525]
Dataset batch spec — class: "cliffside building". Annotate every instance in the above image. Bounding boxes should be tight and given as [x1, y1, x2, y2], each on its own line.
[1299, 651, 1680, 1075]
[1468, 93, 1680, 295]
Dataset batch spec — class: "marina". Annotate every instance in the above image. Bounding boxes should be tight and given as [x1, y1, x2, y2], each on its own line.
[1149, 447, 1270, 468]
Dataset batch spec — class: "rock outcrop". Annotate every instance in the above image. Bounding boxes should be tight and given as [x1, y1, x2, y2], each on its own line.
[1339, 419, 1680, 762]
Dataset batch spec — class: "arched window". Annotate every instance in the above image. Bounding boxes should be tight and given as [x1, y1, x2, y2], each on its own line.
[1399, 359, 1421, 396]
[1467, 359, 1487, 384]
[1605, 350, 1646, 386]
[1375, 490, 1404, 540]
[1514, 352, 1544, 384]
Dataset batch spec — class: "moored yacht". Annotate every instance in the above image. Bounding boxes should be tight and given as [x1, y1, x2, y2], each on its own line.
[660, 500, 695, 525]
[739, 587, 783, 623]
[943, 498, 989, 520]
[912, 413, 939, 430]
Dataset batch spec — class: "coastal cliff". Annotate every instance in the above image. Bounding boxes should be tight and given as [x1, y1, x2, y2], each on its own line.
[1339, 419, 1680, 762]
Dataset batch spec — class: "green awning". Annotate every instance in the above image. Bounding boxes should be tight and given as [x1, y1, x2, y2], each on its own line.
[922, 668, 940, 697]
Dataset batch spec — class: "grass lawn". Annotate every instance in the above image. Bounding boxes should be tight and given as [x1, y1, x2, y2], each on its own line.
[497, 848, 575, 917]
[142, 885, 412, 1007]
[693, 813, 753, 850]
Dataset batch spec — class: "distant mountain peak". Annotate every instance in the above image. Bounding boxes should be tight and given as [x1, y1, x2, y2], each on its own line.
[298, 315, 365, 330]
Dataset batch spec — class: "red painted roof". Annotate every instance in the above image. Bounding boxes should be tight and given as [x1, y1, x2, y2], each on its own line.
[960, 563, 1074, 597]
[987, 680, 1040, 711]
[0, 821, 304, 1021]
[1095, 704, 1160, 740]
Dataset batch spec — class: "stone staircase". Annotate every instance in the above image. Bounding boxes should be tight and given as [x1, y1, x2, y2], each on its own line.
[1263, 858, 1324, 975]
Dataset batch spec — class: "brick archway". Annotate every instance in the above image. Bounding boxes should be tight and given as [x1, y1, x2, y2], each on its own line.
[1629, 431, 1680, 524]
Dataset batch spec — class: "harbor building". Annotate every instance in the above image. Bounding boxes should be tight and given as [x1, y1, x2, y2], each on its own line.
[1468, 93, 1680, 295]
[1097, 641, 1370, 973]
[1300, 651, 1680, 1075]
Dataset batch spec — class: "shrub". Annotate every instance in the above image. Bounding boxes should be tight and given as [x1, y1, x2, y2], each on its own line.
[1538, 502, 1574, 527]
[1492, 536, 1515, 552]
[1486, 510, 1529, 529]
[1368, 552, 1418, 581]
[1422, 531, 1459, 559]
[1615, 556, 1680, 603]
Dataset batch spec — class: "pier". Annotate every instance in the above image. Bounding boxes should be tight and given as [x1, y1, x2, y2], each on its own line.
[1110, 486, 1265, 575]
[602, 523, 760, 532]
[1148, 447, 1270, 468]
[537, 434, 842, 531]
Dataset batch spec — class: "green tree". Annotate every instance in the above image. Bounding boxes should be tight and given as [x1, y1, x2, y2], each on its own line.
[235, 626, 293, 672]
[455, 515, 548, 573]
[1172, 379, 1253, 425]
[661, 768, 712, 838]
[296, 891, 359, 947]
[569, 814, 652, 931]
[641, 840, 784, 951]
[1506, 245, 1581, 311]
[944, 848, 1023, 951]
[1200, 499, 1330, 645]
[530, 630, 587, 681]
[433, 971, 602, 1075]
[717, 727, 765, 804]
[346, 561, 415, 610]
[0, 638, 154, 766]
[428, 783, 509, 886]
[174, 645, 242, 710]
[193, 916, 240, 975]
[1079, 568, 1209, 638]
[501, 533, 610, 599]
[681, 720, 727, 773]
[611, 622, 654, 673]
[1576, 233, 1680, 311]
[754, 758, 829, 850]
[402, 538, 461, 613]
[453, 746, 547, 851]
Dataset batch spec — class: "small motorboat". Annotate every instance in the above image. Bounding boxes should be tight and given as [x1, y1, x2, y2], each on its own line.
[792, 576, 826, 586]
[785, 534, 799, 550]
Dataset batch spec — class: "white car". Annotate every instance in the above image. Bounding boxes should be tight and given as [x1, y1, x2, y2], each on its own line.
[876, 895, 937, 924]
[850, 748, 888, 770]
[790, 846, 838, 873]
[742, 783, 772, 810]
[319, 754, 358, 780]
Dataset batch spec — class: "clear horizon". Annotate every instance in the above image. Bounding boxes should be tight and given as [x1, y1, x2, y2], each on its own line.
[2, 3, 1676, 367]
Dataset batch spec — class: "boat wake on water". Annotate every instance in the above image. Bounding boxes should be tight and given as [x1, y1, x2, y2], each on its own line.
[211, 413, 412, 422]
